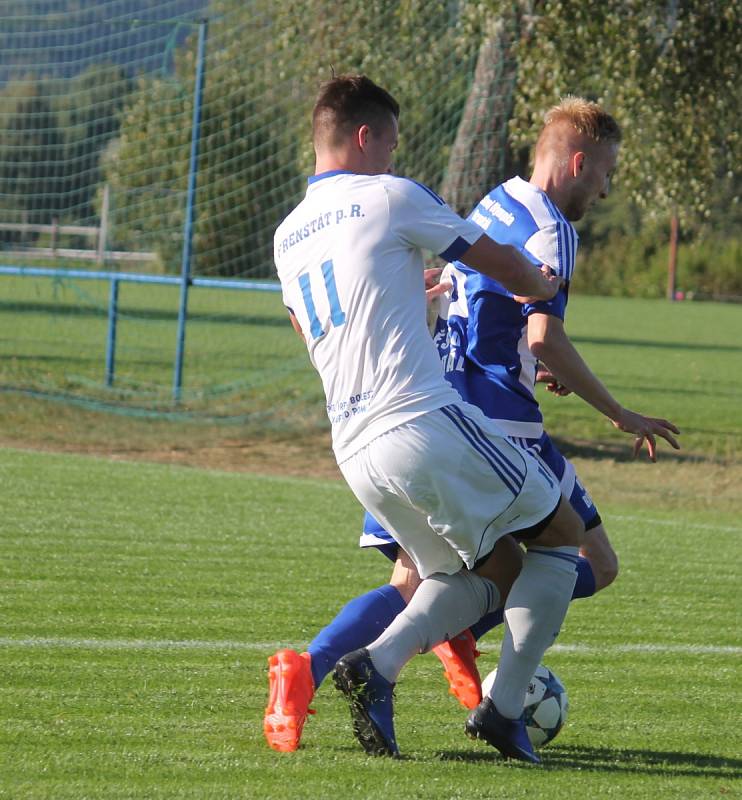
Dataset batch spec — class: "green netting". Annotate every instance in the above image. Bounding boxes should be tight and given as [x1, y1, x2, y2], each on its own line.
[0, 1, 517, 424]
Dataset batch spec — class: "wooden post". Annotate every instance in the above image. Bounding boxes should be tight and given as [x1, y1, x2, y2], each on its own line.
[667, 213, 679, 301]
[97, 183, 110, 265]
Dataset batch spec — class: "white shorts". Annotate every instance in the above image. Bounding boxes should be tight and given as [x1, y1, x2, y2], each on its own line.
[338, 402, 561, 579]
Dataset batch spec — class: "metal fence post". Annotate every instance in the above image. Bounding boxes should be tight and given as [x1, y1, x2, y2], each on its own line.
[105, 277, 119, 386]
[173, 18, 208, 403]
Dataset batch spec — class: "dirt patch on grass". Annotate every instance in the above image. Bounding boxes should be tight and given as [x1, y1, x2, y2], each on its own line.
[0, 391, 341, 479]
[2, 391, 739, 513]
[98, 435, 343, 480]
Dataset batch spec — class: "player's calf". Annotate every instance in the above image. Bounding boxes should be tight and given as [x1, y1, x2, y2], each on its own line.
[580, 523, 619, 591]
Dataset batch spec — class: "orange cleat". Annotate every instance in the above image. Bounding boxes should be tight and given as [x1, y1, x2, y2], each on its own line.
[432, 629, 482, 710]
[264, 649, 316, 752]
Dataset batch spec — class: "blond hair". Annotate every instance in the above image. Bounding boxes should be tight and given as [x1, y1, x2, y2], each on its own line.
[540, 96, 621, 146]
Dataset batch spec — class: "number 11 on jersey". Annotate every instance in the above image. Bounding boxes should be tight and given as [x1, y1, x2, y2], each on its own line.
[299, 259, 346, 339]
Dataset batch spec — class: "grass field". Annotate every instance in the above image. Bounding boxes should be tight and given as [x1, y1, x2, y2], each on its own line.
[0, 275, 324, 422]
[1, 274, 741, 455]
[1, 290, 741, 797]
[1, 447, 740, 799]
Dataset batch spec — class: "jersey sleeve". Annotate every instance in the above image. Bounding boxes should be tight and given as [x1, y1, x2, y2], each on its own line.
[522, 284, 569, 321]
[523, 221, 577, 281]
[384, 177, 483, 262]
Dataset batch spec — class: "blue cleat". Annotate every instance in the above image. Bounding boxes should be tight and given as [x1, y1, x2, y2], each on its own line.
[465, 697, 541, 764]
[333, 648, 400, 757]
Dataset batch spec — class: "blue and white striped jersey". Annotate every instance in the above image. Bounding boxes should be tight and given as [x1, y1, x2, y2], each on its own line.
[432, 176, 578, 438]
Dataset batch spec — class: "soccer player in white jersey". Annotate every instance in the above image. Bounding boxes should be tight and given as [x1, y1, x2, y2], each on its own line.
[270, 74, 586, 763]
[265, 95, 681, 757]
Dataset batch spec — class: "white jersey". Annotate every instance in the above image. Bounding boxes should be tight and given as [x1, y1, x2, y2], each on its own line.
[274, 170, 484, 462]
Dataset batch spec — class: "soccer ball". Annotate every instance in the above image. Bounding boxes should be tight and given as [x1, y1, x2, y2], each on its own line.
[481, 663, 568, 747]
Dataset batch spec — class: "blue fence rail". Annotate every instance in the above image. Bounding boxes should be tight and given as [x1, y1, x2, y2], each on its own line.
[0, 17, 286, 405]
[0, 264, 281, 398]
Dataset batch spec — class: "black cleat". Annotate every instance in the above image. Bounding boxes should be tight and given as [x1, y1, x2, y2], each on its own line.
[465, 696, 541, 764]
[333, 648, 400, 757]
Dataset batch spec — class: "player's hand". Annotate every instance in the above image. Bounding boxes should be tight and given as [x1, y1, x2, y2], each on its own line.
[536, 368, 572, 396]
[424, 267, 452, 303]
[513, 265, 563, 304]
[610, 408, 681, 462]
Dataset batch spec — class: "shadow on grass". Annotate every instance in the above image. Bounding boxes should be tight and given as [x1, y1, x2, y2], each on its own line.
[548, 436, 709, 465]
[437, 744, 742, 778]
[571, 335, 742, 354]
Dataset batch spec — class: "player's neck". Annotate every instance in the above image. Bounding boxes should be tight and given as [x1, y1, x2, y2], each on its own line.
[315, 155, 350, 175]
[314, 148, 366, 176]
[529, 168, 568, 216]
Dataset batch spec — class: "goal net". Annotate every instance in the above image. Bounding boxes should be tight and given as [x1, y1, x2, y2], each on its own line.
[0, 1, 517, 426]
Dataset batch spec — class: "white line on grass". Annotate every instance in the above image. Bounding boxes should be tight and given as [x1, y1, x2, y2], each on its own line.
[0, 637, 739, 656]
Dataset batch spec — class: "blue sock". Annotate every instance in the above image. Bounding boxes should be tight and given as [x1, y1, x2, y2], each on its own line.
[468, 556, 597, 641]
[469, 608, 504, 640]
[571, 555, 597, 599]
[307, 584, 406, 689]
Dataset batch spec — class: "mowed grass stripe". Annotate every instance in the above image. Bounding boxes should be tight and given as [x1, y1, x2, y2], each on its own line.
[0, 636, 739, 656]
[2, 449, 741, 798]
[2, 291, 741, 457]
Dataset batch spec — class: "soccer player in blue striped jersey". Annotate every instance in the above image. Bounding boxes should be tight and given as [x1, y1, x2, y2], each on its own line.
[431, 97, 679, 597]
[353, 97, 680, 714]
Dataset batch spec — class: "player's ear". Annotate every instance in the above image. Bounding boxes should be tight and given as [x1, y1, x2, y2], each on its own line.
[357, 124, 371, 152]
[572, 151, 585, 177]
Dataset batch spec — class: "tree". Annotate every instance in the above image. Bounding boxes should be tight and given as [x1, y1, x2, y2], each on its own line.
[439, 12, 526, 216]
[490, 0, 742, 225]
[104, 0, 477, 277]
[56, 64, 131, 225]
[103, 5, 304, 276]
[0, 78, 64, 243]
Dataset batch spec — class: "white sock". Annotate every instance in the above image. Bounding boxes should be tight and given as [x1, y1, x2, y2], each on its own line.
[366, 571, 499, 683]
[489, 546, 578, 718]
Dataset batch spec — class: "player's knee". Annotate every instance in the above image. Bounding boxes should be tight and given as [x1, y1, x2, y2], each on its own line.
[582, 524, 619, 592]
[389, 551, 421, 603]
[474, 534, 523, 600]
[390, 579, 417, 604]
[537, 498, 585, 548]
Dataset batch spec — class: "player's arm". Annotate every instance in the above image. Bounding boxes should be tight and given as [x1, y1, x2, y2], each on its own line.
[288, 310, 305, 342]
[527, 312, 680, 461]
[386, 178, 558, 300]
[457, 234, 561, 302]
[424, 267, 451, 302]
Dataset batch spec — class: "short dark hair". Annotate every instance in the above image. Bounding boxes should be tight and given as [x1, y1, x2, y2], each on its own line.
[312, 74, 400, 149]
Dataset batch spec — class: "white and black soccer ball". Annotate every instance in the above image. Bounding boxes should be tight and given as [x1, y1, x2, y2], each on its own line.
[481, 663, 568, 747]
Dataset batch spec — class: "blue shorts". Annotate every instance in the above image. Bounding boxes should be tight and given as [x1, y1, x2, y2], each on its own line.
[359, 430, 600, 561]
